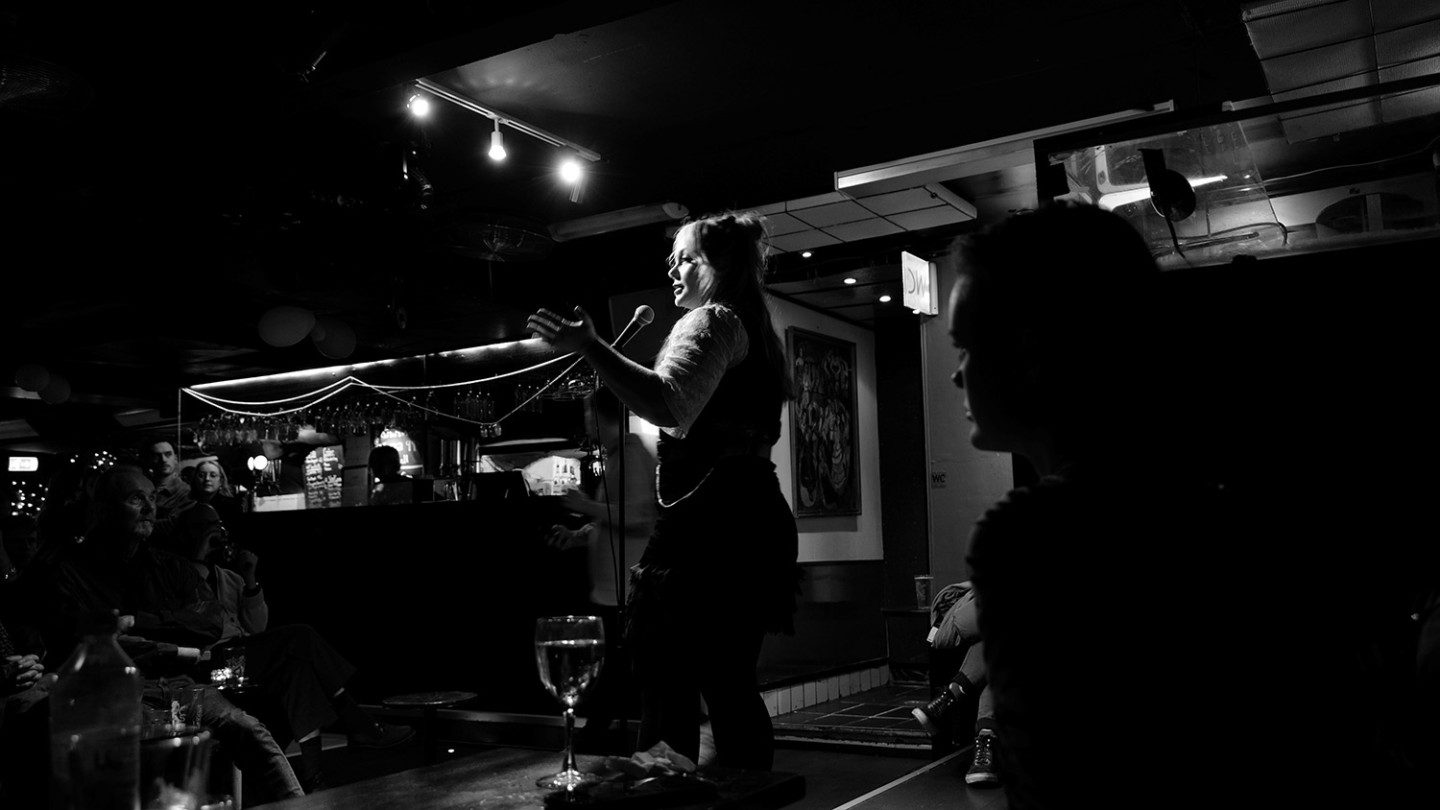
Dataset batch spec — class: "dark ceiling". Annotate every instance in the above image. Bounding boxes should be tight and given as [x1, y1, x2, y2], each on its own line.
[0, 0, 1269, 448]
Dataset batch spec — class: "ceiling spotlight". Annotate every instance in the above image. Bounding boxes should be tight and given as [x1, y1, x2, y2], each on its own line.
[879, 294, 892, 303]
[488, 119, 506, 162]
[843, 277, 857, 285]
[801, 251, 813, 258]
[559, 156, 584, 185]
[407, 93, 431, 118]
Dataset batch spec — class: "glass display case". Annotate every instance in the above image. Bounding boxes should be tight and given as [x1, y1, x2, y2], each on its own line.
[1035, 70, 1440, 268]
[184, 337, 598, 509]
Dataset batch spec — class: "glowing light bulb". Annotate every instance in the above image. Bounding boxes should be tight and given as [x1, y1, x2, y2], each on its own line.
[844, 277, 857, 285]
[879, 294, 892, 303]
[407, 94, 431, 118]
[488, 121, 506, 161]
[559, 157, 584, 185]
[801, 251, 813, 258]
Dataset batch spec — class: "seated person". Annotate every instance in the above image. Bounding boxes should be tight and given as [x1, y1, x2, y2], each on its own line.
[914, 581, 1000, 789]
[174, 505, 413, 792]
[142, 438, 195, 544]
[368, 445, 412, 506]
[191, 459, 247, 525]
[0, 614, 50, 807]
[1, 515, 40, 580]
[23, 464, 305, 802]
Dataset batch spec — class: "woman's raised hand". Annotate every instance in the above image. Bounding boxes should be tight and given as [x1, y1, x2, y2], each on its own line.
[528, 306, 598, 354]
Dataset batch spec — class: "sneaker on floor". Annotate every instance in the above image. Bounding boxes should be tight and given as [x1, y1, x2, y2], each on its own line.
[910, 689, 956, 736]
[965, 730, 1001, 787]
[347, 722, 415, 749]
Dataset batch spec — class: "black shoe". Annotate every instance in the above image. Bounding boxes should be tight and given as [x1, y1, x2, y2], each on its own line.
[910, 689, 956, 735]
[965, 730, 1000, 787]
[347, 722, 415, 749]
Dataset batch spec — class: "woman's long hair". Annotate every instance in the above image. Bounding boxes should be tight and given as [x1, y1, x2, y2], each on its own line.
[193, 458, 235, 499]
[671, 212, 794, 400]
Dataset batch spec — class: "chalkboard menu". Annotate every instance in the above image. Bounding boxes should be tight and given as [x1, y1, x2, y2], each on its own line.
[304, 445, 345, 509]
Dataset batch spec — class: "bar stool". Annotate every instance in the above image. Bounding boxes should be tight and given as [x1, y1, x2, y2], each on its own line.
[380, 691, 477, 764]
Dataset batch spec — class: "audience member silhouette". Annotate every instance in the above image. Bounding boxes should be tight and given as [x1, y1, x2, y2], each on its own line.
[368, 445, 412, 505]
[142, 439, 194, 544]
[191, 458, 247, 525]
[949, 202, 1425, 808]
[172, 504, 413, 792]
[25, 464, 304, 801]
[912, 581, 999, 788]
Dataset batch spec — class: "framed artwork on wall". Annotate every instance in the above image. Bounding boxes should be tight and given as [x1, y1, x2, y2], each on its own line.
[787, 327, 861, 517]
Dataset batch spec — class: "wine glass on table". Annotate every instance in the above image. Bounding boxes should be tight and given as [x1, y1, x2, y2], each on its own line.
[534, 615, 606, 789]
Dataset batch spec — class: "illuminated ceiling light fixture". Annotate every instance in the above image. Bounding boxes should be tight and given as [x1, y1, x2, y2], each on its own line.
[1096, 174, 1227, 212]
[411, 77, 599, 179]
[801, 251, 813, 258]
[407, 93, 431, 118]
[879, 294, 893, 303]
[843, 277, 857, 285]
[488, 118, 507, 162]
[559, 156, 584, 185]
[560, 154, 587, 203]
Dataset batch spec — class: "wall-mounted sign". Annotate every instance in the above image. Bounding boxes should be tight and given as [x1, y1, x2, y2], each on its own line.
[901, 250, 938, 316]
[7, 457, 39, 473]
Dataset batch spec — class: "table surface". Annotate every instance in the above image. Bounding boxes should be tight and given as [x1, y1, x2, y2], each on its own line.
[253, 746, 805, 810]
[382, 690, 480, 708]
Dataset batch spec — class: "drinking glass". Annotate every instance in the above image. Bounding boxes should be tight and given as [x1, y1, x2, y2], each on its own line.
[534, 615, 605, 789]
[140, 727, 212, 810]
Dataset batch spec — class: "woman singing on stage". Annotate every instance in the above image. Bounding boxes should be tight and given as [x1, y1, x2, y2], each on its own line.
[528, 211, 799, 770]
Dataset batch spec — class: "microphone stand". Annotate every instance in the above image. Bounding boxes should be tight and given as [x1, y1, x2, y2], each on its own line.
[616, 402, 627, 606]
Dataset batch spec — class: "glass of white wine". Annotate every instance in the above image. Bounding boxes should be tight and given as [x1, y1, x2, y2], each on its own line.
[534, 615, 606, 789]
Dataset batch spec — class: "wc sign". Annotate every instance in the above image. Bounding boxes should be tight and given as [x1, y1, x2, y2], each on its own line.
[901, 251, 937, 316]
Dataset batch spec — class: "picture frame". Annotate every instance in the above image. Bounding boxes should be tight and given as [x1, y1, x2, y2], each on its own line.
[787, 327, 861, 517]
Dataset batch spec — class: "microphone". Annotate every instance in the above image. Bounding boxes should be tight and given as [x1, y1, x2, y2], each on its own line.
[612, 304, 655, 349]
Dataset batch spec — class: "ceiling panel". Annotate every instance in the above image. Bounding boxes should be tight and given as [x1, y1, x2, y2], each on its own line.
[855, 187, 948, 215]
[786, 284, 894, 309]
[822, 218, 904, 242]
[764, 212, 812, 236]
[888, 206, 976, 231]
[769, 230, 844, 252]
[1243, 0, 1370, 58]
[1372, 0, 1440, 31]
[1376, 17, 1440, 64]
[790, 200, 873, 228]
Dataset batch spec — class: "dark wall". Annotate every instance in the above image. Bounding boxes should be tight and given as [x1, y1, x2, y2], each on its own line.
[875, 316, 929, 608]
[757, 561, 886, 680]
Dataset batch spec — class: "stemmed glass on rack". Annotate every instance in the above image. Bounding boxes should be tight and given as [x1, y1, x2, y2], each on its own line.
[534, 615, 605, 789]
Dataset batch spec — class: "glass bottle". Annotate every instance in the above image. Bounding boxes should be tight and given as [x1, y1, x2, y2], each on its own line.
[49, 613, 143, 810]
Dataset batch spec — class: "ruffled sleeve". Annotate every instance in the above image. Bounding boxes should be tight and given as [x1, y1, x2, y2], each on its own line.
[654, 304, 749, 436]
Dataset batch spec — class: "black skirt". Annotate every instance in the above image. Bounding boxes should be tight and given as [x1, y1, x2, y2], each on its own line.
[626, 455, 800, 644]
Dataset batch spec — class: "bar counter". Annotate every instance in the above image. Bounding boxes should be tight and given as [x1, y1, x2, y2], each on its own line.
[233, 496, 595, 714]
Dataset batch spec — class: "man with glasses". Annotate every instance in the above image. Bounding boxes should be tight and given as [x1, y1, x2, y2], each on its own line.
[28, 464, 306, 801]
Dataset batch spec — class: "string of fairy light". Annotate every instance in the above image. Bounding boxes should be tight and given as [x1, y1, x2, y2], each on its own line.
[181, 348, 592, 435]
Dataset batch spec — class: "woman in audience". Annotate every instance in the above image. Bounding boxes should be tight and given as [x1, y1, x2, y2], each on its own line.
[191, 458, 246, 525]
